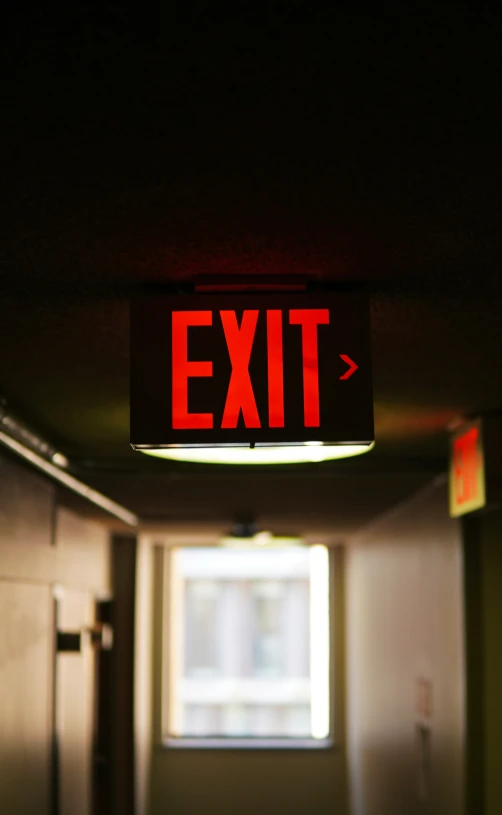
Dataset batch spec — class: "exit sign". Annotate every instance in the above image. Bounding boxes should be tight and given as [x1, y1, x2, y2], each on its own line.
[449, 419, 486, 517]
[130, 293, 374, 450]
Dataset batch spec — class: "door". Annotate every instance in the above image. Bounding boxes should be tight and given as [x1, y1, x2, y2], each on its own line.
[0, 579, 52, 815]
[55, 587, 96, 815]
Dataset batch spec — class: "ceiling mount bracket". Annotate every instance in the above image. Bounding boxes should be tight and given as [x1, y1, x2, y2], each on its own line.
[193, 275, 312, 293]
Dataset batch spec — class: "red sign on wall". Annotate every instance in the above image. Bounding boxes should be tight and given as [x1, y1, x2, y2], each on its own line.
[130, 293, 374, 450]
[449, 420, 486, 517]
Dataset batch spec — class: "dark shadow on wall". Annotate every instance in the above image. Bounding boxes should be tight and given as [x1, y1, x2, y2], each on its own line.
[462, 515, 485, 815]
[110, 534, 136, 815]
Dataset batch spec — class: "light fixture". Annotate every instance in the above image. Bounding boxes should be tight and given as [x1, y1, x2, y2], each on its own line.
[220, 532, 304, 548]
[131, 292, 375, 468]
[139, 441, 374, 466]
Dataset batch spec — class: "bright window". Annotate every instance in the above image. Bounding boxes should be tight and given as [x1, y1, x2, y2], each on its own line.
[165, 541, 331, 745]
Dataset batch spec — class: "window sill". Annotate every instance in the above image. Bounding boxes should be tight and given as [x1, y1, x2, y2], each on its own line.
[161, 736, 334, 750]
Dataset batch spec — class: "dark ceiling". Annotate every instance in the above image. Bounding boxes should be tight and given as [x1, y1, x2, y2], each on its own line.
[1, 10, 501, 531]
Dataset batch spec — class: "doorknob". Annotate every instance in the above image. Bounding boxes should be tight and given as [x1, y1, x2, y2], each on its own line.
[88, 623, 114, 651]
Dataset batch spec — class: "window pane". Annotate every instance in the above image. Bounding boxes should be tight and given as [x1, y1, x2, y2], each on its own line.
[252, 582, 285, 676]
[167, 544, 330, 740]
[184, 580, 220, 676]
[184, 704, 221, 737]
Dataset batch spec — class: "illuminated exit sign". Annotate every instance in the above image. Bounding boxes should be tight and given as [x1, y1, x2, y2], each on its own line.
[449, 419, 486, 517]
[130, 293, 374, 450]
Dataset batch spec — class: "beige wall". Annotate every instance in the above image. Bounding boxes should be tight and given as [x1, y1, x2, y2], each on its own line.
[136, 534, 349, 815]
[0, 456, 110, 594]
[0, 453, 111, 815]
[0, 580, 53, 815]
[346, 477, 465, 815]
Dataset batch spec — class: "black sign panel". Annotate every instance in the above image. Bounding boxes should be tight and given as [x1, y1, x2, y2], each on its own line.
[130, 293, 373, 448]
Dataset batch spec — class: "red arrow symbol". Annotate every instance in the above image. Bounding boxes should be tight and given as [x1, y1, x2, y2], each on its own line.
[339, 354, 358, 380]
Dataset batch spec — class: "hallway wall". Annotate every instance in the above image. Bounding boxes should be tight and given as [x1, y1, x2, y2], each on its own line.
[346, 477, 465, 815]
[0, 452, 111, 815]
[463, 508, 502, 815]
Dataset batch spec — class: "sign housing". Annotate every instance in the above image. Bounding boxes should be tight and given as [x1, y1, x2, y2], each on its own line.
[131, 293, 374, 456]
[449, 416, 502, 517]
[449, 419, 486, 517]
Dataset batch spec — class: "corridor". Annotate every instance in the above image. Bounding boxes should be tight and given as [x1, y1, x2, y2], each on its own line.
[2, 7, 502, 814]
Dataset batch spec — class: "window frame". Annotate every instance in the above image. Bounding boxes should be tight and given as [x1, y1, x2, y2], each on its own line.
[158, 536, 340, 751]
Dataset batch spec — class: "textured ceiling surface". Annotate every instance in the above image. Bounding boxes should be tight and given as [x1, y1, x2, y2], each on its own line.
[1, 11, 501, 528]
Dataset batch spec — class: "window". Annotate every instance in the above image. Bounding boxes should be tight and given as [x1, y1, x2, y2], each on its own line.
[165, 541, 331, 746]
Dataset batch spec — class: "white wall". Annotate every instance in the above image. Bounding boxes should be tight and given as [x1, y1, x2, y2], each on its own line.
[346, 477, 465, 815]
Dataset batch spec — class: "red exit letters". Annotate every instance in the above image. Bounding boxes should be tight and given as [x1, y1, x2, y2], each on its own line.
[172, 309, 329, 430]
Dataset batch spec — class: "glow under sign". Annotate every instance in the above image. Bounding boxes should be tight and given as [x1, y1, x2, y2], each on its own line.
[130, 293, 374, 451]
